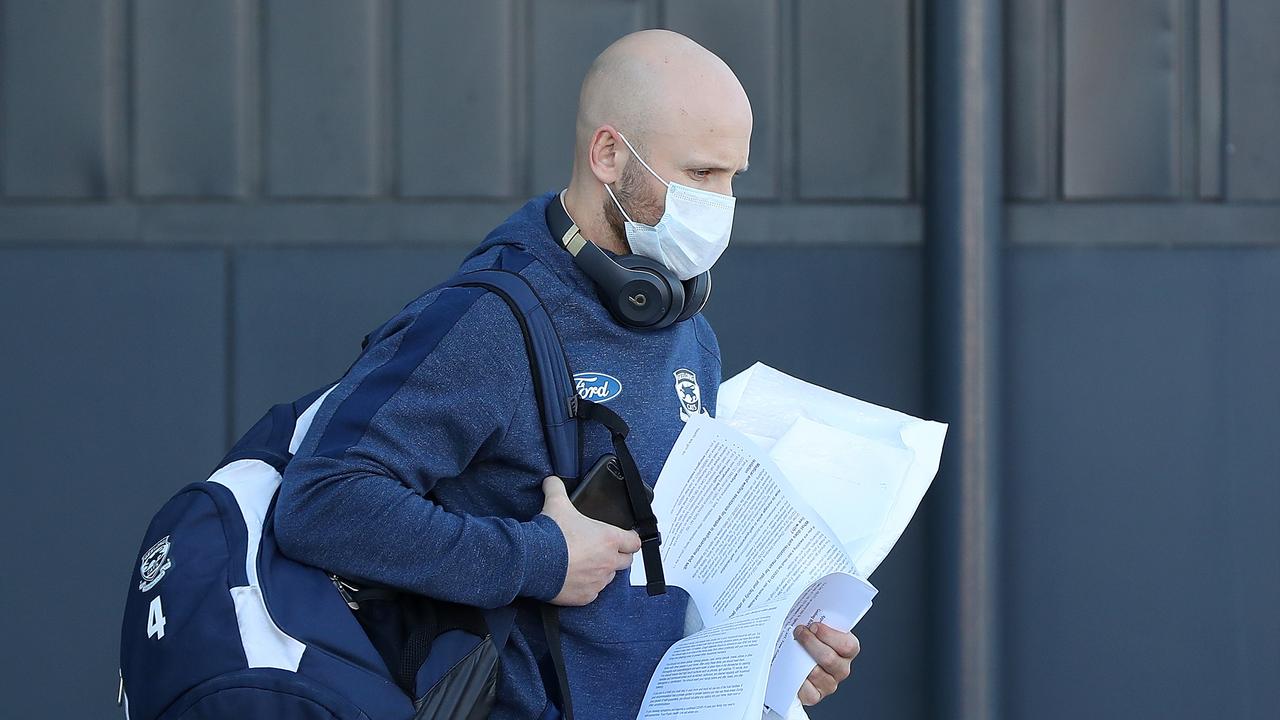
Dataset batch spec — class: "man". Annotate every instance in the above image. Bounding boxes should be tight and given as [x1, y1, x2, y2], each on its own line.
[277, 29, 859, 719]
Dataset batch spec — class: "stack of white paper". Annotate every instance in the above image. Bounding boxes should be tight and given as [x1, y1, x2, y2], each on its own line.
[630, 364, 948, 720]
[717, 362, 948, 578]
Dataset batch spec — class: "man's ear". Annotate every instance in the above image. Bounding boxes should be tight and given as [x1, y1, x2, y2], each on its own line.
[589, 125, 624, 184]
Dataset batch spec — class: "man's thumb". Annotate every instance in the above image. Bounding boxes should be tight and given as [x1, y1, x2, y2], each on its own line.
[541, 475, 568, 504]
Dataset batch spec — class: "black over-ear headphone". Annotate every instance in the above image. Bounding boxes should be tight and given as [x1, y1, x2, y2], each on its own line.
[546, 191, 711, 331]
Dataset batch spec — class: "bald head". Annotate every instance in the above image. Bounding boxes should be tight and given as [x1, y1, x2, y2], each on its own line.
[564, 30, 752, 253]
[576, 30, 751, 148]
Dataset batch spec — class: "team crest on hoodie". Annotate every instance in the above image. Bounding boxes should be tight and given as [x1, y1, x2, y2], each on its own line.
[673, 368, 704, 421]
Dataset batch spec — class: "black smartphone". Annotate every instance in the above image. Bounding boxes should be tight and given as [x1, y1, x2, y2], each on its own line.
[569, 453, 652, 530]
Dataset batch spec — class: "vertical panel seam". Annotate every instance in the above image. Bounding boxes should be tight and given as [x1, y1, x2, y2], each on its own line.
[770, 0, 782, 199]
[1050, 0, 1064, 200]
[113, 0, 132, 199]
[776, 0, 794, 202]
[1197, 0, 1224, 200]
[378, 0, 393, 198]
[386, 0, 396, 196]
[1179, 0, 1196, 200]
[517, 0, 533, 199]
[508, 0, 526, 200]
[224, 247, 237, 447]
[1221, 0, 1230, 198]
[1006, 0, 1053, 202]
[258, 0, 270, 198]
[0, 4, 7, 196]
[911, 0, 922, 202]
[239, 0, 260, 199]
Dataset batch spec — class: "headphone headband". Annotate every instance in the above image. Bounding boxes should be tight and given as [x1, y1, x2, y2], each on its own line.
[552, 213, 589, 258]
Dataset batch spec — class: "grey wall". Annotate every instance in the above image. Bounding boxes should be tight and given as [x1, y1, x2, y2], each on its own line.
[0, 1, 1275, 719]
[1001, 3, 1280, 717]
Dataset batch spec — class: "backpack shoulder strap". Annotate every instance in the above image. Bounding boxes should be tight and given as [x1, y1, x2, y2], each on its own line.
[442, 267, 583, 720]
[441, 267, 581, 482]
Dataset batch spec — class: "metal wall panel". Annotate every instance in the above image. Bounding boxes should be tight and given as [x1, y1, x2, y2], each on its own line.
[664, 0, 780, 199]
[134, 0, 251, 197]
[797, 0, 913, 200]
[1225, 0, 1280, 200]
[1004, 0, 1054, 199]
[528, 0, 647, 194]
[710, 247, 922, 412]
[265, 0, 385, 196]
[0, 248, 227, 719]
[231, 246, 470, 434]
[1003, 247, 1280, 719]
[0, 0, 120, 197]
[1062, 0, 1181, 199]
[398, 0, 518, 198]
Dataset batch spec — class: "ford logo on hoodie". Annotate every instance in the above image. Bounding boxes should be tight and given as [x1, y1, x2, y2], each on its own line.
[573, 372, 622, 403]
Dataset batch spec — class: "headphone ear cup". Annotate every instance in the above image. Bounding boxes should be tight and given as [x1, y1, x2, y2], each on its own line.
[615, 254, 684, 329]
[674, 271, 711, 324]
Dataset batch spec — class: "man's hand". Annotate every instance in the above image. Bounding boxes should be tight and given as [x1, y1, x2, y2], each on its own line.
[539, 475, 642, 606]
[794, 622, 861, 706]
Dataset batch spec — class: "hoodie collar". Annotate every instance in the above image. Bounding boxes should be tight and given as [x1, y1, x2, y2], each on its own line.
[467, 190, 601, 299]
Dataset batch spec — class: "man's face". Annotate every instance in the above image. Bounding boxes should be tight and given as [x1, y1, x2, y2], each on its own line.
[602, 129, 751, 248]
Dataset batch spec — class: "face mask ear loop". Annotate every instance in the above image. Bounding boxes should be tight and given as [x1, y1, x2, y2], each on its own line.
[615, 130, 669, 188]
[603, 181, 637, 224]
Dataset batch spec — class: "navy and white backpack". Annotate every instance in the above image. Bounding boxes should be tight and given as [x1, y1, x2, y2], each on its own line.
[119, 269, 587, 720]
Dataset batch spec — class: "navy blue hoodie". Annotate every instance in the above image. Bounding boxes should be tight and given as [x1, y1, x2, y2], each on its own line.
[276, 191, 721, 719]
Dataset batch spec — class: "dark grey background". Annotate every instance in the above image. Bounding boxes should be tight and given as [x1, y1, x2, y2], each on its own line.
[0, 1, 1276, 718]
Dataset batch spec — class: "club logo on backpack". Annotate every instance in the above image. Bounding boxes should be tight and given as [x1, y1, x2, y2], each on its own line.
[138, 535, 172, 592]
[673, 368, 704, 421]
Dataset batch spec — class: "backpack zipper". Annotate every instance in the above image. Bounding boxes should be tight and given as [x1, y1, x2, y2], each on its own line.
[330, 574, 361, 610]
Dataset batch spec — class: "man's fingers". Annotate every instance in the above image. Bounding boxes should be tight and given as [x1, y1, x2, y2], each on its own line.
[794, 623, 842, 671]
[806, 664, 839, 697]
[797, 679, 823, 706]
[617, 529, 642, 553]
[614, 551, 634, 571]
[812, 623, 861, 660]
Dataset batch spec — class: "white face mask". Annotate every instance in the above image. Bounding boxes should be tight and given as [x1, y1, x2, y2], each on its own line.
[604, 131, 736, 281]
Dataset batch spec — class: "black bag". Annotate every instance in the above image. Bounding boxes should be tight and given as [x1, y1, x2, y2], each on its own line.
[335, 582, 510, 719]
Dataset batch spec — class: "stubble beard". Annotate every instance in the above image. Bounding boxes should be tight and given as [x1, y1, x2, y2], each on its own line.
[601, 158, 665, 253]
